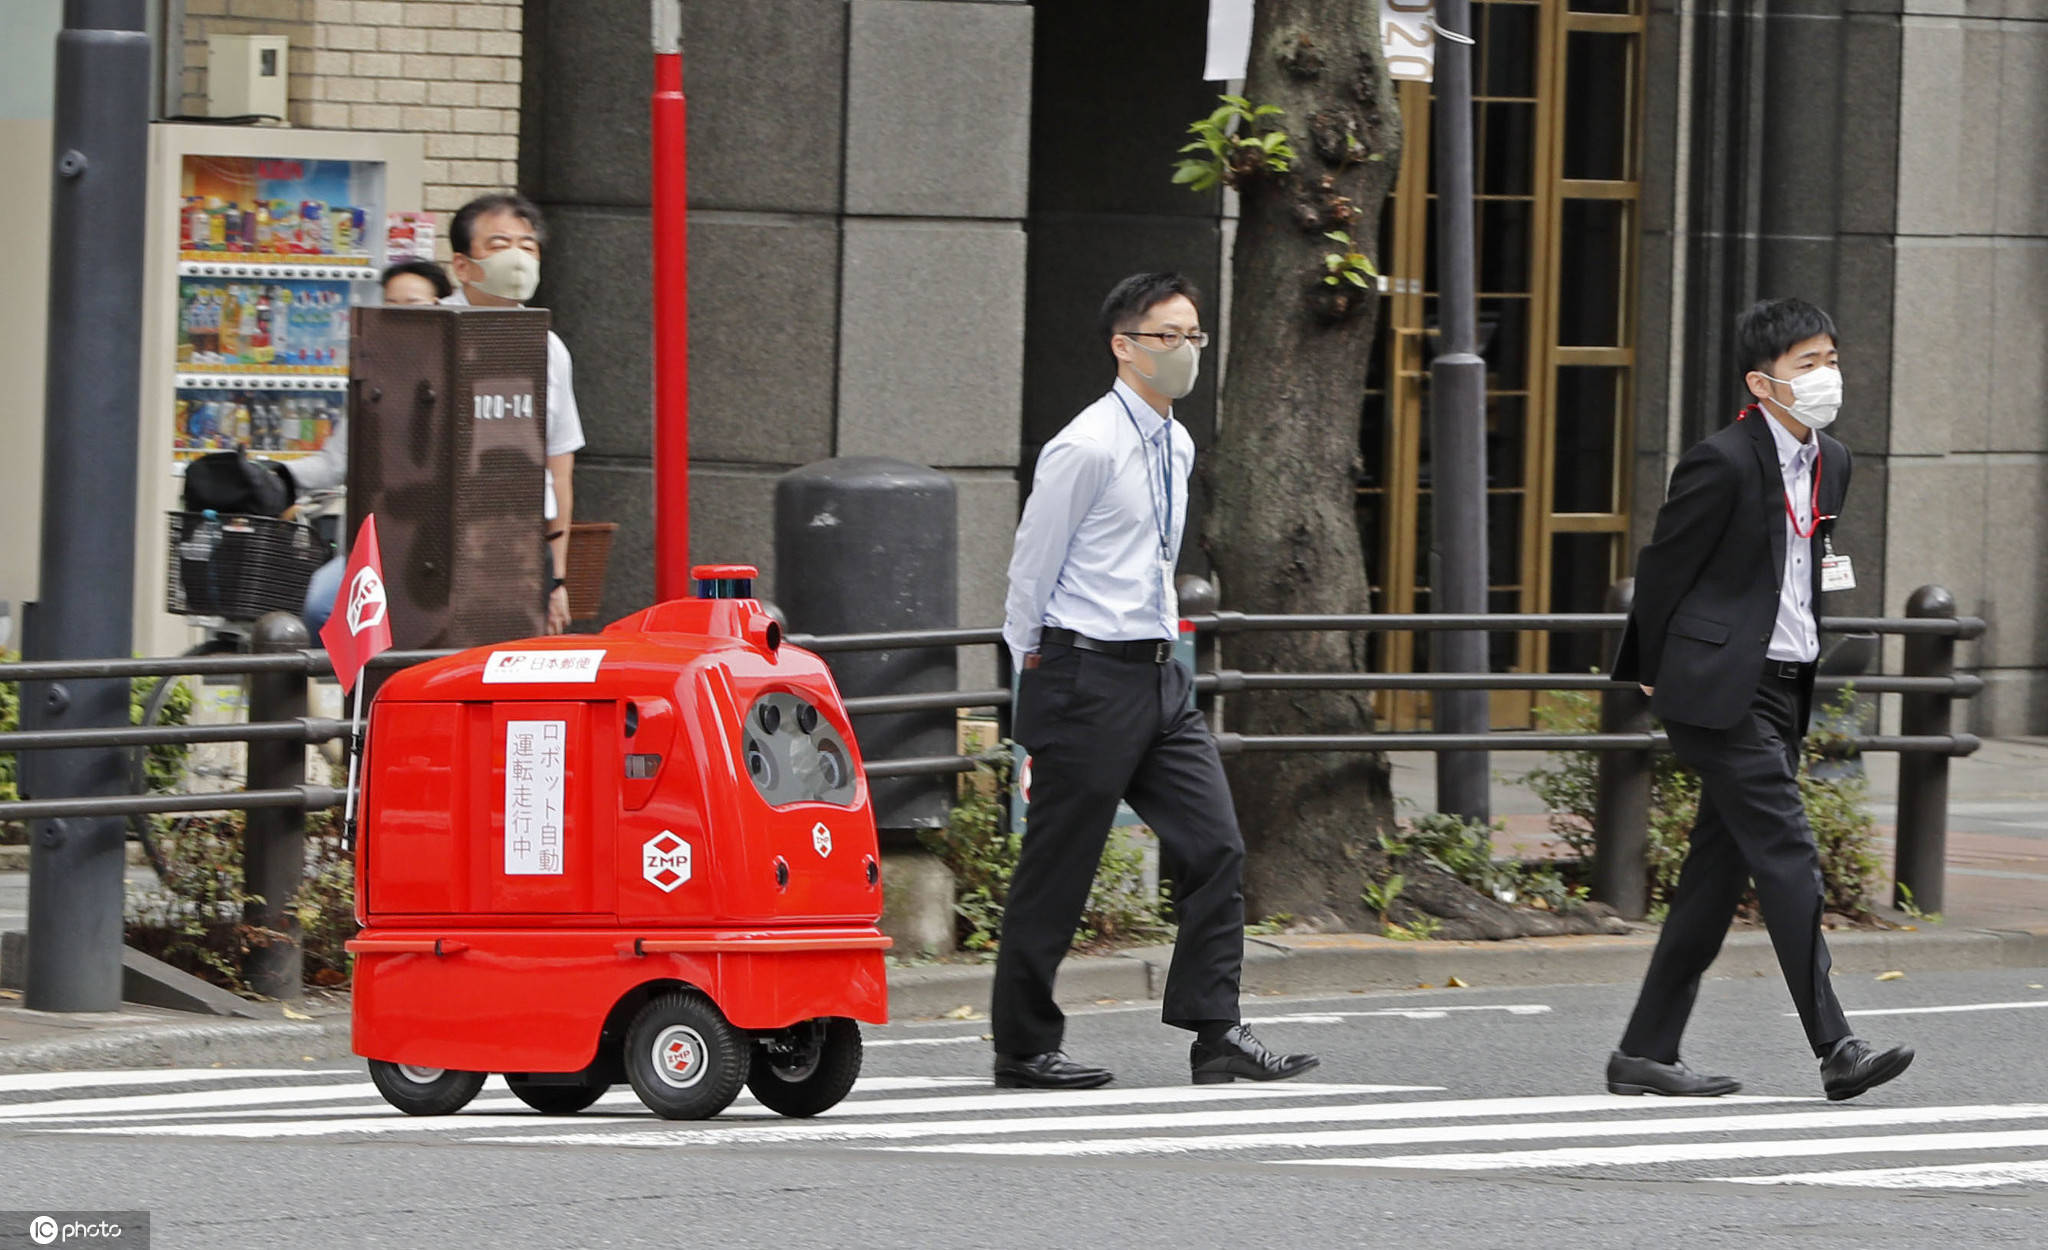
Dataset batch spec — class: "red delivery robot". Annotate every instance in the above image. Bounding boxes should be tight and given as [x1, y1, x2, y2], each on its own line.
[347, 565, 891, 1120]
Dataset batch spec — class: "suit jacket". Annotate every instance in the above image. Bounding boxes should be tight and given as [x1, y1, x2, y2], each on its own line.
[1613, 410, 1851, 731]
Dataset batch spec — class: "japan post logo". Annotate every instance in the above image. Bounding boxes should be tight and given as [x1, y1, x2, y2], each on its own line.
[346, 566, 388, 636]
[643, 831, 693, 892]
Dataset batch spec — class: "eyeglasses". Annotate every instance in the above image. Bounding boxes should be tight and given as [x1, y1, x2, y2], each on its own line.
[1123, 329, 1210, 350]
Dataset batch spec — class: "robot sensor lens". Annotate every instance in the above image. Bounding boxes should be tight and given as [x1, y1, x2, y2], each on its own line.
[759, 704, 782, 734]
[796, 704, 819, 735]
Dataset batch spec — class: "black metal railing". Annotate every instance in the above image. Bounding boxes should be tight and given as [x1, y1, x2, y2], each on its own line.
[0, 585, 1985, 919]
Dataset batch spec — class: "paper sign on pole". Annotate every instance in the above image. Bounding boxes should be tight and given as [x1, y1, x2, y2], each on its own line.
[1205, 0, 1438, 85]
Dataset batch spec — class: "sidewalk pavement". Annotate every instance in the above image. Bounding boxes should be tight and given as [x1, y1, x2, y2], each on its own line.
[3, 740, 2043, 1073]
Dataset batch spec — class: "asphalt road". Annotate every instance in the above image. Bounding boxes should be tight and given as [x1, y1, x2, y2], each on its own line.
[2, 967, 2045, 1249]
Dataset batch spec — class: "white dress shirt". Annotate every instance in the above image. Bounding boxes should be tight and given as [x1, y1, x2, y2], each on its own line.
[1764, 413, 1822, 663]
[1003, 378, 1196, 670]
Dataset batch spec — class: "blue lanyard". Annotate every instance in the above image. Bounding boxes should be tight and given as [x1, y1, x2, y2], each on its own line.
[1112, 389, 1175, 562]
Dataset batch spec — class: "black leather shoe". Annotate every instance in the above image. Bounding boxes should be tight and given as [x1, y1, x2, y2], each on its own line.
[1821, 1037, 1914, 1102]
[993, 1050, 1114, 1090]
[1606, 1049, 1741, 1097]
[1190, 1025, 1319, 1084]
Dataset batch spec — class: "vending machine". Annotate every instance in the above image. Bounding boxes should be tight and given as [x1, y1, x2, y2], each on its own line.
[135, 124, 425, 655]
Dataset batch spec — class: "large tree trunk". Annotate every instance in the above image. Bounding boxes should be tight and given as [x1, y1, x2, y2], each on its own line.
[1203, 2, 1403, 928]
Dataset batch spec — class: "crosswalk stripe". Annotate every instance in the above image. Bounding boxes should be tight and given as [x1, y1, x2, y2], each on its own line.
[871, 1103, 2048, 1158]
[36, 1082, 1425, 1139]
[5, 1079, 980, 1127]
[0, 1069, 331, 1096]
[0, 1081, 381, 1121]
[470, 1093, 1798, 1150]
[1712, 1160, 2048, 1190]
[1283, 1128, 2048, 1171]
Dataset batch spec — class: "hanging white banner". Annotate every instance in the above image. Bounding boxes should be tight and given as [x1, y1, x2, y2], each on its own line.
[1206, 0, 1439, 85]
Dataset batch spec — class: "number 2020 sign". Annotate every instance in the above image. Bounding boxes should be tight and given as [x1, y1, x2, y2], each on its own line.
[1381, 0, 1438, 83]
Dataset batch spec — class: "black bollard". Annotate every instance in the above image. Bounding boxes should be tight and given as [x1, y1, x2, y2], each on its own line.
[1593, 579, 1651, 918]
[1895, 585, 1957, 916]
[244, 612, 309, 1000]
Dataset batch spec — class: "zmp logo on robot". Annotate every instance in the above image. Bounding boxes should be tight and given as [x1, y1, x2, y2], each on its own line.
[642, 831, 693, 893]
[812, 821, 833, 858]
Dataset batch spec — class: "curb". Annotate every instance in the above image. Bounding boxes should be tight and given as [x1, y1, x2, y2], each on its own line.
[886, 923, 2048, 1020]
[0, 1017, 352, 1075]
[6, 925, 2044, 1071]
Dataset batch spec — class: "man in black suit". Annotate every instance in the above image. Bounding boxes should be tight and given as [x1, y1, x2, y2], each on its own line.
[1607, 298, 1914, 1103]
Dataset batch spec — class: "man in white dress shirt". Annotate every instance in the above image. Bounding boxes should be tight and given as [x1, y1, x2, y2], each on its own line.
[992, 273, 1318, 1090]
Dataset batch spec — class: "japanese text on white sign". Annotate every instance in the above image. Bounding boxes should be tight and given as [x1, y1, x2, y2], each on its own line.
[504, 719, 566, 876]
[483, 649, 605, 685]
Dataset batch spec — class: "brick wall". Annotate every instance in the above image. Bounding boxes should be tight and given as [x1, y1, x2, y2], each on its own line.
[178, 0, 523, 254]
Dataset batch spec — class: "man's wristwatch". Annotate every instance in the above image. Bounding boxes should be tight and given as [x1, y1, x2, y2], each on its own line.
[549, 576, 567, 592]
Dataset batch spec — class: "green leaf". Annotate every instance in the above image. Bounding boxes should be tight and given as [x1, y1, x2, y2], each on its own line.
[1324, 230, 1352, 243]
[1221, 93, 1250, 110]
[1259, 131, 1288, 151]
[1344, 270, 1369, 288]
[1324, 253, 1344, 266]
[1172, 162, 1207, 184]
[1323, 274, 1340, 286]
[1356, 255, 1380, 276]
[1252, 104, 1284, 119]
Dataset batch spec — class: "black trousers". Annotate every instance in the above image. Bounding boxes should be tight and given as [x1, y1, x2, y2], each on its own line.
[1620, 666, 1852, 1062]
[991, 642, 1246, 1056]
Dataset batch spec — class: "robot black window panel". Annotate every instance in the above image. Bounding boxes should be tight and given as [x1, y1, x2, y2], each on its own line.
[742, 693, 859, 808]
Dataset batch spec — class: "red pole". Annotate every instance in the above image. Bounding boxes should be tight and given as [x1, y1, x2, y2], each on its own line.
[651, 2, 691, 600]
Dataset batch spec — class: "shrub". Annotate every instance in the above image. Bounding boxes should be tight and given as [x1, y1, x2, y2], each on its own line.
[1, 657, 196, 845]
[1524, 688, 1879, 919]
[919, 750, 1171, 953]
[124, 807, 357, 993]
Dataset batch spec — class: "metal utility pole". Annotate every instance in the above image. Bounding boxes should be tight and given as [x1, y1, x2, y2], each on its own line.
[21, 0, 152, 1011]
[650, 0, 693, 600]
[1427, 0, 1491, 824]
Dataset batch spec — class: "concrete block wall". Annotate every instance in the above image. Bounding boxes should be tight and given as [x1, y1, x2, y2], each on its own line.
[177, 0, 523, 248]
[1880, 7, 2048, 736]
[1639, 0, 2048, 735]
[521, 0, 1034, 683]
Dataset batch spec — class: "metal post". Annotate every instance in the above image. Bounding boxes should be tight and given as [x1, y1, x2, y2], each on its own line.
[650, 0, 692, 599]
[1894, 584, 1955, 915]
[1593, 580, 1650, 917]
[1176, 574, 1221, 727]
[1428, 0, 1490, 823]
[243, 613, 309, 999]
[21, 0, 151, 1013]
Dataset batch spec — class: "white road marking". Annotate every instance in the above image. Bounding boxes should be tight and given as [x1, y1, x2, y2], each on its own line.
[0, 1068, 333, 1095]
[1286, 1128, 2048, 1172]
[473, 1093, 1794, 1150]
[1244, 1005, 1552, 1025]
[37, 1082, 1428, 1140]
[874, 1103, 2048, 1158]
[1713, 1160, 2048, 1190]
[0, 1082, 385, 1121]
[0, 1078, 980, 1126]
[865, 1036, 986, 1048]
[1831, 1000, 2048, 1019]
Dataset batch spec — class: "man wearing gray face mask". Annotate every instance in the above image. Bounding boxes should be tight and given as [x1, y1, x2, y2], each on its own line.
[992, 272, 1319, 1090]
[441, 192, 587, 633]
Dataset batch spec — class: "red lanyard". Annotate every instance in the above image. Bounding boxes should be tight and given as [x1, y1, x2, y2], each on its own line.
[1739, 405, 1824, 538]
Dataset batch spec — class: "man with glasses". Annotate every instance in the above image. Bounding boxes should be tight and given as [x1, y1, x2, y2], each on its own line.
[992, 272, 1319, 1090]
[443, 192, 586, 633]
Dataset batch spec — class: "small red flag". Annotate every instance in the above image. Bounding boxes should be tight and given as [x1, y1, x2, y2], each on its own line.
[320, 515, 394, 695]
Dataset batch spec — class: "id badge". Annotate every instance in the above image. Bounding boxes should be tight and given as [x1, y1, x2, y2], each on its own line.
[1159, 556, 1179, 619]
[1821, 553, 1856, 592]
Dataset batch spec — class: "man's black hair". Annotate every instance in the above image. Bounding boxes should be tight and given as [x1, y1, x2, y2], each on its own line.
[1736, 297, 1837, 376]
[1098, 272, 1202, 353]
[380, 259, 453, 299]
[450, 192, 548, 257]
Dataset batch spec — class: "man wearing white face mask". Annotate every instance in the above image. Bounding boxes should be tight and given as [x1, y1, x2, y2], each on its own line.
[992, 273, 1319, 1091]
[442, 193, 587, 633]
[1609, 297, 1913, 1103]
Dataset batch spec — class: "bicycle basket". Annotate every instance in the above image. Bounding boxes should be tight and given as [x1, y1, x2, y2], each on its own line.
[165, 511, 331, 621]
